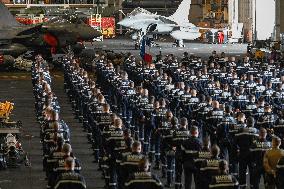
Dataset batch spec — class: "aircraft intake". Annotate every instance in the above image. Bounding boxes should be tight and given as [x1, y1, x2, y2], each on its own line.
[43, 33, 58, 47]
[43, 33, 58, 54]
[147, 24, 157, 33]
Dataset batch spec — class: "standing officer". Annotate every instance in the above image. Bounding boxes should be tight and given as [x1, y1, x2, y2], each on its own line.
[106, 118, 126, 189]
[194, 137, 212, 189]
[159, 111, 173, 177]
[141, 96, 155, 154]
[171, 117, 190, 189]
[234, 116, 258, 189]
[244, 95, 257, 117]
[94, 103, 112, 163]
[197, 96, 213, 135]
[274, 110, 284, 146]
[227, 112, 246, 176]
[263, 136, 284, 189]
[216, 106, 237, 161]
[162, 117, 178, 187]
[54, 157, 86, 189]
[250, 128, 271, 189]
[118, 141, 145, 189]
[276, 154, 284, 188]
[256, 105, 276, 138]
[206, 100, 223, 144]
[124, 158, 163, 189]
[153, 99, 168, 170]
[182, 126, 202, 189]
[149, 101, 160, 162]
[199, 145, 223, 189]
[45, 136, 64, 177]
[47, 143, 81, 189]
[208, 160, 239, 189]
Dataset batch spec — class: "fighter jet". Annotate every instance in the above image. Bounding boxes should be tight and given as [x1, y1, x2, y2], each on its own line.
[0, 3, 101, 60]
[118, 0, 201, 43]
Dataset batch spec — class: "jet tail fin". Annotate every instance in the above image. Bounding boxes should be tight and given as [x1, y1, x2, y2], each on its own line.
[0, 3, 21, 28]
[168, 0, 192, 24]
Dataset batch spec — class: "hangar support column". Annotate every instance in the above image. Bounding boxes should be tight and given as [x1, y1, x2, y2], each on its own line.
[238, 0, 254, 42]
[275, 0, 284, 49]
[275, 0, 280, 41]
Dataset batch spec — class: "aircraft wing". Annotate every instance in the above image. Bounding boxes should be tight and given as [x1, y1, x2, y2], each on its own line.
[0, 25, 42, 41]
[198, 27, 226, 31]
[158, 16, 178, 25]
[0, 3, 21, 28]
[0, 29, 20, 41]
[128, 7, 154, 16]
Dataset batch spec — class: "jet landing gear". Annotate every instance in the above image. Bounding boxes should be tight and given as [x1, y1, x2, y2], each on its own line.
[172, 39, 185, 47]
[135, 41, 140, 50]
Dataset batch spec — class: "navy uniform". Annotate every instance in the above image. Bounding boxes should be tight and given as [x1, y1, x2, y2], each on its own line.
[200, 158, 223, 189]
[160, 123, 176, 185]
[234, 127, 258, 188]
[253, 82, 266, 100]
[106, 128, 127, 189]
[153, 106, 168, 168]
[184, 91, 200, 120]
[254, 103, 265, 120]
[233, 90, 248, 110]
[206, 106, 224, 144]
[101, 124, 116, 185]
[197, 99, 213, 136]
[245, 77, 257, 94]
[120, 82, 135, 127]
[181, 135, 202, 189]
[209, 174, 239, 189]
[193, 95, 207, 120]
[272, 84, 284, 112]
[256, 111, 276, 132]
[46, 149, 65, 178]
[276, 157, 284, 189]
[124, 172, 163, 189]
[89, 101, 106, 159]
[216, 112, 237, 161]
[262, 82, 274, 103]
[158, 120, 172, 177]
[141, 101, 154, 154]
[194, 151, 212, 189]
[250, 138, 271, 189]
[171, 126, 190, 188]
[48, 156, 82, 189]
[274, 112, 284, 143]
[197, 99, 213, 122]
[118, 152, 145, 188]
[94, 111, 112, 162]
[134, 94, 149, 142]
[227, 121, 246, 176]
[54, 171, 86, 189]
[179, 90, 192, 118]
[213, 87, 223, 100]
[243, 95, 257, 117]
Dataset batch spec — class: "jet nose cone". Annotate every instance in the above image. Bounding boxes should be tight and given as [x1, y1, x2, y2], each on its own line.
[117, 20, 123, 25]
[118, 19, 127, 26]
[90, 29, 102, 38]
[78, 26, 102, 41]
